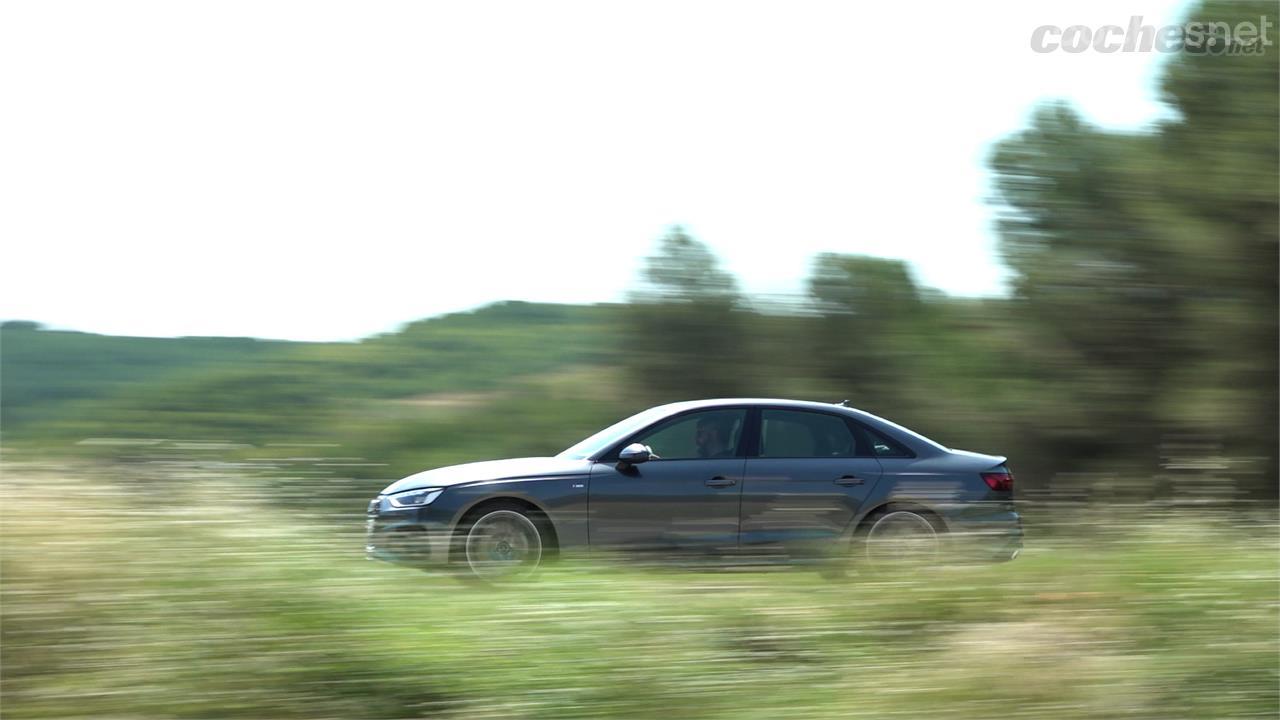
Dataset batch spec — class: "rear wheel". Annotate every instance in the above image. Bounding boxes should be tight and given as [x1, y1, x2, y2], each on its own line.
[460, 507, 544, 582]
[862, 509, 941, 566]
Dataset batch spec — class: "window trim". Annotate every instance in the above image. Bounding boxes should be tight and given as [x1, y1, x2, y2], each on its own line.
[597, 404, 920, 462]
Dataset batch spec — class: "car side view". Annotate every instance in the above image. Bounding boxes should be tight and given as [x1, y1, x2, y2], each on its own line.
[366, 399, 1023, 580]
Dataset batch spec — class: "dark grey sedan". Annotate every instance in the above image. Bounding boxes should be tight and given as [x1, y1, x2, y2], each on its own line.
[366, 399, 1023, 580]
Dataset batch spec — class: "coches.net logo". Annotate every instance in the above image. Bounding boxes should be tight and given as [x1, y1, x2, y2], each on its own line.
[1031, 15, 1273, 54]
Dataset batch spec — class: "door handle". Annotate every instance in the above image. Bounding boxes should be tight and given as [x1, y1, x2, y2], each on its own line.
[834, 475, 864, 486]
[705, 476, 737, 488]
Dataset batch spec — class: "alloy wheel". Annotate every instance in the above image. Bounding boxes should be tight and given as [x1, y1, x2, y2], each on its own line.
[464, 510, 543, 581]
[864, 510, 939, 565]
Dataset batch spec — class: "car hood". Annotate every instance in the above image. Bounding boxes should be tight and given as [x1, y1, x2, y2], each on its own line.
[380, 456, 593, 495]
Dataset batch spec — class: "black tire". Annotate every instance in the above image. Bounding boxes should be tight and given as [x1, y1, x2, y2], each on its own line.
[453, 502, 548, 583]
[854, 505, 944, 569]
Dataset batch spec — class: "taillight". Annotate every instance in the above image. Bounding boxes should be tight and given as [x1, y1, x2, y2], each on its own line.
[981, 469, 1014, 492]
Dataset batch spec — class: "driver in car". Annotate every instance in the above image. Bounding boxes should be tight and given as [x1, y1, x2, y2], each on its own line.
[695, 415, 737, 458]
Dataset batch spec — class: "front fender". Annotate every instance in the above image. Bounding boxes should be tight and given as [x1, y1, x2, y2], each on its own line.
[440, 475, 590, 549]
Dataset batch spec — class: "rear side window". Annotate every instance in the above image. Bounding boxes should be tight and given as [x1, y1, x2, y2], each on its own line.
[759, 410, 857, 458]
[847, 421, 914, 458]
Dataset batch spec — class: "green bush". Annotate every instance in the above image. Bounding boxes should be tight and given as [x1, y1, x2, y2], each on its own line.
[3, 468, 1276, 719]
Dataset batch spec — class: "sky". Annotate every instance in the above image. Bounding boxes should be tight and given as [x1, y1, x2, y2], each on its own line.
[1, 0, 1190, 341]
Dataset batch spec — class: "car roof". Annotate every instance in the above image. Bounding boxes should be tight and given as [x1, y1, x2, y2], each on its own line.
[648, 398, 948, 454]
[650, 398, 857, 413]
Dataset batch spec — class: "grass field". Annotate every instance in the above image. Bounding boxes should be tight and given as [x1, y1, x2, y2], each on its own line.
[2, 464, 1277, 719]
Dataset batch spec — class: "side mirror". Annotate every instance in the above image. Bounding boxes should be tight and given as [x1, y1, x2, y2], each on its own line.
[618, 443, 652, 465]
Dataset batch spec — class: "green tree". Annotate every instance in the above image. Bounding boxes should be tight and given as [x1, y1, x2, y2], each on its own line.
[989, 0, 1278, 491]
[805, 254, 926, 411]
[622, 227, 759, 401]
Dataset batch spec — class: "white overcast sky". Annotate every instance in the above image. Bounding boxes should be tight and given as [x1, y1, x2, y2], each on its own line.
[1, 0, 1189, 341]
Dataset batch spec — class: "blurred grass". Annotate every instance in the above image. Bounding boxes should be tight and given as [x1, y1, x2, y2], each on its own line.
[2, 465, 1276, 719]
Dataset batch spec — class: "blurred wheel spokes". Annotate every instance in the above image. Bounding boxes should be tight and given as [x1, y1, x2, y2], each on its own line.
[465, 510, 542, 580]
[866, 511, 939, 565]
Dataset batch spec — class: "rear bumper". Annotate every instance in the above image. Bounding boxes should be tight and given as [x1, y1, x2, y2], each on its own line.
[942, 506, 1024, 561]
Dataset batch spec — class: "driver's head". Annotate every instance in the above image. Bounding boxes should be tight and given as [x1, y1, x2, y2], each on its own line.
[695, 415, 735, 457]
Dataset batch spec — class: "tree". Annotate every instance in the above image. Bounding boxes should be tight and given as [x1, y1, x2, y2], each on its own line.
[988, 0, 1278, 492]
[805, 254, 925, 410]
[621, 227, 758, 401]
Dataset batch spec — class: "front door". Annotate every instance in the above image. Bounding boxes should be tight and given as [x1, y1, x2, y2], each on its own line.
[589, 408, 747, 552]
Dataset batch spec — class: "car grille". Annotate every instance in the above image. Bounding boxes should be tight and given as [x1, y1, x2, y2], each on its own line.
[367, 498, 380, 516]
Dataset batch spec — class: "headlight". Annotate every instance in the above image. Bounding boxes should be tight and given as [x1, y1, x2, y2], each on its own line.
[387, 487, 444, 508]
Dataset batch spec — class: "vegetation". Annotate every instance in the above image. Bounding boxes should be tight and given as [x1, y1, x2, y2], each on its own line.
[1, 302, 618, 470]
[2, 469, 1276, 719]
[0, 322, 289, 429]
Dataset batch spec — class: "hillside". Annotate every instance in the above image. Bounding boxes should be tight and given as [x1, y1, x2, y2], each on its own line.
[1, 321, 293, 430]
[1, 302, 618, 446]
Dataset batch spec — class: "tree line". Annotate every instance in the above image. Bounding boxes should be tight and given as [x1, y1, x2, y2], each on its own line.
[622, 1, 1277, 497]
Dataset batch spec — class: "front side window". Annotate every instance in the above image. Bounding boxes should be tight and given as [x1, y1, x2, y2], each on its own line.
[759, 409, 856, 458]
[557, 405, 673, 459]
[631, 409, 746, 460]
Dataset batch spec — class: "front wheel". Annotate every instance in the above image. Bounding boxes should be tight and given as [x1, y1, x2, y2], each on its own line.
[460, 508, 544, 582]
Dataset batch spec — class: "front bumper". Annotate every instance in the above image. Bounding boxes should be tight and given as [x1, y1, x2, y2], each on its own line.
[365, 496, 453, 566]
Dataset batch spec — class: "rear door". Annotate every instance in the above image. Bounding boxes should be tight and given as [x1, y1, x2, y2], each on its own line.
[589, 408, 747, 552]
[739, 408, 882, 548]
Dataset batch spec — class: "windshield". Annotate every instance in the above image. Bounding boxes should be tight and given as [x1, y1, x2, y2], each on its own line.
[556, 405, 674, 460]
